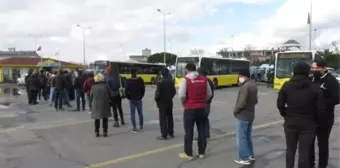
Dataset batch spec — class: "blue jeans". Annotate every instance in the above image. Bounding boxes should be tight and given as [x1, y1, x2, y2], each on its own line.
[129, 100, 143, 129]
[236, 120, 254, 160]
[204, 104, 211, 138]
[49, 88, 55, 105]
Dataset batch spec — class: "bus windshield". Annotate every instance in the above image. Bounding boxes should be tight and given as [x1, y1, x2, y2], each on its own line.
[276, 52, 313, 78]
[175, 57, 199, 78]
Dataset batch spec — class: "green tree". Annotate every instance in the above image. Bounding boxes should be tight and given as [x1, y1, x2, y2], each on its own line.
[317, 49, 340, 69]
[147, 52, 177, 66]
[216, 48, 229, 57]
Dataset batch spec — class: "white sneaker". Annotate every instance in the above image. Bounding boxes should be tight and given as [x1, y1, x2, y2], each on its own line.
[249, 156, 256, 161]
[198, 154, 204, 159]
[234, 159, 251, 165]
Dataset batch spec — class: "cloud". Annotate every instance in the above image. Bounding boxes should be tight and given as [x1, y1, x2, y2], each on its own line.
[205, 0, 340, 54]
[2, 0, 327, 64]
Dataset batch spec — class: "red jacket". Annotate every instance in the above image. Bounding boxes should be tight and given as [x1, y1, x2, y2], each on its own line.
[83, 77, 95, 95]
[183, 76, 207, 110]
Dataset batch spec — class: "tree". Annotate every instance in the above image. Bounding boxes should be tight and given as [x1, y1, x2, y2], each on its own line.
[332, 41, 339, 54]
[317, 49, 340, 69]
[147, 52, 177, 66]
[216, 48, 229, 57]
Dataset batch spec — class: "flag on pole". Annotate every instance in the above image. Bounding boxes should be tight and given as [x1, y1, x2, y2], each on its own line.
[36, 46, 41, 51]
[307, 12, 311, 24]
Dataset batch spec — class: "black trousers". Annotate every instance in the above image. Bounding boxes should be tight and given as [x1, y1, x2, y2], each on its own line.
[284, 126, 315, 168]
[29, 90, 38, 104]
[95, 118, 108, 133]
[159, 104, 174, 138]
[111, 96, 124, 122]
[310, 116, 334, 168]
[184, 108, 206, 156]
[38, 87, 47, 100]
[54, 89, 63, 109]
[76, 90, 85, 110]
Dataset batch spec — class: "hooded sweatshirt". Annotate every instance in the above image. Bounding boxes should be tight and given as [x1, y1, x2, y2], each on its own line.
[178, 71, 212, 106]
[277, 75, 325, 130]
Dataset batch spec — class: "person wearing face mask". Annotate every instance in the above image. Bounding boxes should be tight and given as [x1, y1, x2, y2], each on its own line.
[233, 70, 258, 166]
[277, 62, 325, 168]
[310, 58, 340, 168]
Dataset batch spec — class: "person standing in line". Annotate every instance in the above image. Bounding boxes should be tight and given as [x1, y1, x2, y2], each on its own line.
[83, 72, 95, 112]
[52, 70, 66, 111]
[90, 73, 111, 137]
[38, 70, 48, 101]
[48, 71, 57, 106]
[155, 68, 176, 140]
[125, 68, 145, 133]
[25, 69, 34, 104]
[233, 70, 258, 166]
[73, 70, 86, 111]
[105, 66, 125, 127]
[178, 63, 212, 160]
[27, 71, 41, 105]
[277, 62, 325, 168]
[310, 59, 340, 168]
[62, 70, 72, 107]
[196, 68, 214, 139]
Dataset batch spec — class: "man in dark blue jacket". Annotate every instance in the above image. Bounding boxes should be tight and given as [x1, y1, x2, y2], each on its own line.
[125, 68, 145, 133]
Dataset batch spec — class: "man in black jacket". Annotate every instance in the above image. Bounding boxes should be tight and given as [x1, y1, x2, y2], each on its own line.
[63, 70, 72, 107]
[155, 68, 177, 140]
[73, 70, 86, 111]
[27, 71, 41, 105]
[25, 69, 34, 104]
[198, 68, 214, 139]
[38, 70, 48, 101]
[52, 70, 66, 111]
[277, 62, 325, 168]
[310, 58, 340, 168]
[125, 68, 145, 133]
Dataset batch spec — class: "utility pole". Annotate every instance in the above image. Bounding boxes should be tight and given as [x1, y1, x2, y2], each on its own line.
[308, 0, 313, 50]
[29, 34, 42, 68]
[157, 9, 171, 66]
[77, 24, 91, 66]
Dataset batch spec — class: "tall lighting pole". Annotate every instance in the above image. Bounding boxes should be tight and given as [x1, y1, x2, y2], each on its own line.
[77, 24, 91, 66]
[157, 9, 171, 66]
[308, 0, 313, 50]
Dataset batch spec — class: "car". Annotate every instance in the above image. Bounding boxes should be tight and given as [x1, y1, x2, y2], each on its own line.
[17, 74, 27, 86]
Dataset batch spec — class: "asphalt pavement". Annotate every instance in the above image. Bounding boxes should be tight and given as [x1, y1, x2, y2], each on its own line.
[0, 84, 339, 168]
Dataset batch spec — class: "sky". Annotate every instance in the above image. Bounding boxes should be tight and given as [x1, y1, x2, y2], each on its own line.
[0, 0, 339, 63]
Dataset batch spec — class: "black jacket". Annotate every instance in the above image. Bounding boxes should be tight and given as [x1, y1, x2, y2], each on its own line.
[313, 72, 340, 118]
[155, 78, 176, 108]
[25, 74, 32, 91]
[27, 74, 41, 91]
[53, 74, 66, 90]
[206, 78, 214, 104]
[74, 75, 86, 91]
[125, 77, 145, 101]
[64, 74, 73, 89]
[39, 74, 48, 88]
[277, 75, 325, 130]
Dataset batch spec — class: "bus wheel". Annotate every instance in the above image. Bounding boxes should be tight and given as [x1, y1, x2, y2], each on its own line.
[213, 79, 218, 89]
[151, 77, 155, 85]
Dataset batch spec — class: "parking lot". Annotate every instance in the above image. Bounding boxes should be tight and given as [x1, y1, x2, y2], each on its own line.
[0, 84, 339, 168]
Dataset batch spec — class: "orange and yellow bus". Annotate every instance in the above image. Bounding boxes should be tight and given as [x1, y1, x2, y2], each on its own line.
[174, 56, 250, 88]
[273, 50, 323, 90]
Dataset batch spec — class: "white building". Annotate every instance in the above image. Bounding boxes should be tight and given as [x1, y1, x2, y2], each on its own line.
[129, 48, 152, 63]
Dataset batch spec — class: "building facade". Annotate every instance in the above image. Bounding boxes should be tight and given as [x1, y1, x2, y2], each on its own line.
[0, 57, 83, 83]
[129, 48, 152, 63]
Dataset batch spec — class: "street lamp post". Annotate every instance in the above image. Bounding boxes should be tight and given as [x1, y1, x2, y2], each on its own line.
[157, 9, 171, 66]
[309, 0, 313, 50]
[77, 24, 91, 66]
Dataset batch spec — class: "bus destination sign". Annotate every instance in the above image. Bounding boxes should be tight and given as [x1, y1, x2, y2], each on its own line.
[278, 53, 312, 59]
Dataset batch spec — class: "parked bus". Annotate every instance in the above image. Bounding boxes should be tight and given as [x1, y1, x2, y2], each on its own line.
[273, 50, 323, 90]
[174, 56, 250, 88]
[92, 60, 165, 83]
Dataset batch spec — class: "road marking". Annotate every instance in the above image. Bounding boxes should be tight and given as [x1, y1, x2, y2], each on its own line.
[83, 120, 284, 168]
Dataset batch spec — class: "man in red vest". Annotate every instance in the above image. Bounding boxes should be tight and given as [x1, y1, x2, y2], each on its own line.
[178, 63, 212, 160]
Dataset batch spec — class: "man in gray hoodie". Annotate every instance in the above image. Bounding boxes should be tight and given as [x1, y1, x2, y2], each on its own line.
[178, 63, 212, 160]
